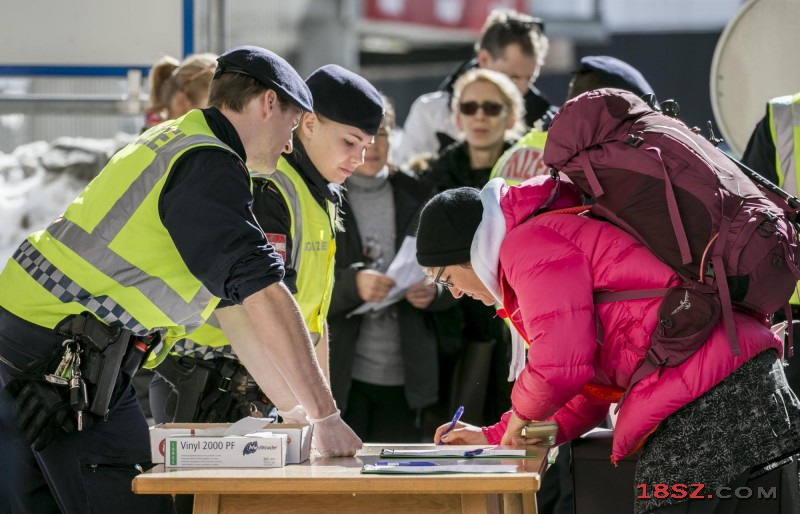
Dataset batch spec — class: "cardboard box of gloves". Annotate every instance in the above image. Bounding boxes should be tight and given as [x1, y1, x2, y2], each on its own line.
[150, 417, 312, 467]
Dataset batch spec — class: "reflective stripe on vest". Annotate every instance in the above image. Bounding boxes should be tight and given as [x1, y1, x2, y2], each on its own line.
[263, 157, 336, 343]
[489, 130, 548, 186]
[169, 313, 238, 360]
[768, 93, 800, 196]
[0, 111, 233, 337]
[266, 168, 305, 271]
[768, 93, 800, 305]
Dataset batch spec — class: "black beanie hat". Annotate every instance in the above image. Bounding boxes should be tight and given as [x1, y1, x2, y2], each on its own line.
[416, 187, 484, 267]
[305, 64, 384, 135]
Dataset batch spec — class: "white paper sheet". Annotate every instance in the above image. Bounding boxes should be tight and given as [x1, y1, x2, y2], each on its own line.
[362, 464, 519, 474]
[380, 447, 531, 458]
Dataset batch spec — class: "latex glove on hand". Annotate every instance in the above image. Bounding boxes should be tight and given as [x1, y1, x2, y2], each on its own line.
[307, 409, 362, 457]
[276, 405, 308, 424]
[434, 421, 488, 445]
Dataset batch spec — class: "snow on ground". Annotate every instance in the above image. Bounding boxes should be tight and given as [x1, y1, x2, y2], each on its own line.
[0, 134, 134, 272]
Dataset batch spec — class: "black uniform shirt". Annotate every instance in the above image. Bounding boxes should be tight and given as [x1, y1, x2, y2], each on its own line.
[251, 137, 341, 293]
[159, 107, 285, 304]
[742, 114, 780, 186]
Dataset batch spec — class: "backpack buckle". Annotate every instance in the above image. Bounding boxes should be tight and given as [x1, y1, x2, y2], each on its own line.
[757, 212, 778, 237]
[624, 134, 644, 148]
[645, 346, 668, 368]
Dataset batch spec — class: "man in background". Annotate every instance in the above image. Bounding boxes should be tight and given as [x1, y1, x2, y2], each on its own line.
[393, 8, 554, 166]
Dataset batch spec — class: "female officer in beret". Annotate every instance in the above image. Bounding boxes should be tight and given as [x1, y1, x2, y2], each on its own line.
[250, 65, 385, 420]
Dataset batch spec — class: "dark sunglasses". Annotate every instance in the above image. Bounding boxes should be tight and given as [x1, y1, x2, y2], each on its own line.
[434, 267, 454, 290]
[458, 101, 505, 117]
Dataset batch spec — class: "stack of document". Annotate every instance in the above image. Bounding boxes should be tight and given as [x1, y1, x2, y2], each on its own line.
[362, 463, 519, 474]
[362, 446, 535, 474]
[380, 447, 534, 459]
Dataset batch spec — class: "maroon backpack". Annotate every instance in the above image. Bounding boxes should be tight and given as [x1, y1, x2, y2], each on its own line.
[542, 88, 800, 406]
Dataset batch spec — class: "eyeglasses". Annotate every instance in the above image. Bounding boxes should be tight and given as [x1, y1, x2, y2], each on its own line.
[434, 267, 454, 290]
[458, 101, 505, 117]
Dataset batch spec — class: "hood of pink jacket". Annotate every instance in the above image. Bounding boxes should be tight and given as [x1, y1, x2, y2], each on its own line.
[476, 177, 781, 462]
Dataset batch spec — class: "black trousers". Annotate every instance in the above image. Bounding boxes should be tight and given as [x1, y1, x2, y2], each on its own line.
[342, 379, 421, 443]
[0, 307, 172, 514]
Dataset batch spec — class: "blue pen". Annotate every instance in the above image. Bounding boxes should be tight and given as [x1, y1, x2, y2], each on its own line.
[375, 461, 438, 466]
[463, 448, 484, 457]
[438, 405, 465, 445]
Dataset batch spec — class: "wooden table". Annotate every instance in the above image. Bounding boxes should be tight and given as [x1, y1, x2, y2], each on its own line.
[133, 444, 549, 514]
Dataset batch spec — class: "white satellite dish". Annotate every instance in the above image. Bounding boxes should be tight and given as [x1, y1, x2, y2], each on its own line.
[710, 0, 800, 157]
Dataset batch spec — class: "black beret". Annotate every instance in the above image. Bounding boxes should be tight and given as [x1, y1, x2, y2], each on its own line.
[577, 55, 654, 98]
[305, 65, 384, 136]
[216, 45, 313, 112]
[416, 187, 483, 267]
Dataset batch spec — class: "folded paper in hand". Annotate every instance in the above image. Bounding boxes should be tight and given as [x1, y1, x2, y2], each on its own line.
[348, 236, 425, 317]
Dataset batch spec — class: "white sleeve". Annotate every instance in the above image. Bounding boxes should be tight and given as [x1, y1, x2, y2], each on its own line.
[392, 92, 451, 167]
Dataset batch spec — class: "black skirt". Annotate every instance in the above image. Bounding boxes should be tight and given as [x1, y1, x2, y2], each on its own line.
[634, 349, 800, 514]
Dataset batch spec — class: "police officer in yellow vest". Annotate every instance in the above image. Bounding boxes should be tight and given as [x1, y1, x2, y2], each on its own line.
[490, 55, 656, 186]
[149, 65, 385, 425]
[0, 46, 361, 514]
[743, 92, 800, 393]
[743, 92, 800, 202]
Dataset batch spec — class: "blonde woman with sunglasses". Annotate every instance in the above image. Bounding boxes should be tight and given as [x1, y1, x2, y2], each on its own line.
[420, 68, 526, 193]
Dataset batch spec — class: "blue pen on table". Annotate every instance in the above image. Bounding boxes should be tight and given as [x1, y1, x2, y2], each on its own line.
[463, 448, 485, 457]
[438, 405, 465, 445]
[375, 461, 438, 466]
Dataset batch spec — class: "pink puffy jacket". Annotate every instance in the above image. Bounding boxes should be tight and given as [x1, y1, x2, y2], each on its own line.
[479, 177, 782, 463]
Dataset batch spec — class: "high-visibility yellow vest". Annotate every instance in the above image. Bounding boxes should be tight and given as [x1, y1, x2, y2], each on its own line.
[0, 110, 239, 363]
[768, 93, 800, 196]
[166, 159, 337, 361]
[489, 129, 548, 186]
[263, 157, 336, 343]
[162, 312, 233, 364]
[768, 93, 800, 305]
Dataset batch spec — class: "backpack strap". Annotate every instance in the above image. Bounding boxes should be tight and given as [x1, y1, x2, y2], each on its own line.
[613, 344, 672, 414]
[711, 214, 742, 356]
[643, 145, 692, 265]
[594, 289, 669, 303]
[577, 153, 605, 197]
[784, 303, 794, 359]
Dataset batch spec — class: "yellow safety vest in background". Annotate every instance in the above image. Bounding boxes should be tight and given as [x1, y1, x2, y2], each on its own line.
[768, 93, 800, 305]
[0, 110, 236, 363]
[768, 93, 800, 196]
[489, 129, 549, 186]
